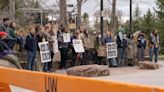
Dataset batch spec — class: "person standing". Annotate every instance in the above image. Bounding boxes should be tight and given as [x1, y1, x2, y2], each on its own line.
[126, 33, 135, 66]
[36, 26, 47, 71]
[104, 31, 117, 67]
[79, 29, 91, 65]
[137, 31, 147, 61]
[116, 31, 127, 66]
[149, 29, 160, 63]
[0, 18, 10, 32]
[70, 30, 80, 67]
[7, 22, 17, 49]
[25, 26, 38, 70]
[44, 26, 56, 72]
[58, 27, 69, 69]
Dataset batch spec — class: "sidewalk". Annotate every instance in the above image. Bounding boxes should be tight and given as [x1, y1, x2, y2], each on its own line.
[94, 61, 164, 87]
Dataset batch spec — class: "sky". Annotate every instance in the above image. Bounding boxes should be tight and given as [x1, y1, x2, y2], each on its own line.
[45, 0, 156, 22]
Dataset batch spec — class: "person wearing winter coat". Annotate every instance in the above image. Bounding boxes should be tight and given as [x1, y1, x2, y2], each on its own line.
[137, 31, 147, 61]
[116, 31, 127, 66]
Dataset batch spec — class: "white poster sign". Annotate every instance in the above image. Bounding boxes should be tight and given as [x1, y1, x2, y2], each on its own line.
[63, 33, 71, 43]
[52, 36, 59, 53]
[106, 42, 117, 59]
[73, 39, 85, 53]
[38, 42, 51, 63]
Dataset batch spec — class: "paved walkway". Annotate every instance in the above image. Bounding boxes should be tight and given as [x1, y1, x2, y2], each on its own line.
[55, 61, 164, 87]
[94, 61, 164, 87]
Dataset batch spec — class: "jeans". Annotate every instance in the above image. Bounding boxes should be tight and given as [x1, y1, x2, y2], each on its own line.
[154, 47, 159, 62]
[59, 48, 68, 68]
[43, 51, 54, 72]
[149, 48, 153, 62]
[138, 47, 145, 61]
[118, 48, 126, 65]
[107, 58, 117, 67]
[26, 51, 36, 70]
[149, 47, 159, 62]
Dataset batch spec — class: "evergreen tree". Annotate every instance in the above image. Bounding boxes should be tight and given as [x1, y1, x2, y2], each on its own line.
[156, 0, 164, 53]
[156, 0, 164, 31]
[141, 9, 156, 35]
[133, 4, 142, 31]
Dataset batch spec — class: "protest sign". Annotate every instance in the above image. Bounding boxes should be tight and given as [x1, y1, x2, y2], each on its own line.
[106, 42, 117, 59]
[52, 36, 59, 53]
[38, 42, 51, 63]
[73, 39, 85, 53]
[63, 33, 71, 43]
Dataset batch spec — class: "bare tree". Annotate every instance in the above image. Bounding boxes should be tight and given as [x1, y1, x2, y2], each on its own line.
[77, 0, 88, 28]
[111, 0, 116, 34]
[9, 0, 15, 21]
[59, 0, 67, 26]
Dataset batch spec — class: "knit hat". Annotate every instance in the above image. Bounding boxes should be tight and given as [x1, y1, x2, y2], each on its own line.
[0, 32, 7, 37]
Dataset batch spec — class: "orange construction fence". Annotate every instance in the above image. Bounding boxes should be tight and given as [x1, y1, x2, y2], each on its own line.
[0, 66, 164, 92]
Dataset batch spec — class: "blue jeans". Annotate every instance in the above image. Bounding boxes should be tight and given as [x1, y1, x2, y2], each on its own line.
[149, 47, 159, 62]
[118, 48, 126, 65]
[149, 48, 153, 62]
[27, 51, 36, 70]
[107, 58, 117, 67]
[43, 51, 54, 72]
[138, 47, 145, 61]
[154, 47, 159, 62]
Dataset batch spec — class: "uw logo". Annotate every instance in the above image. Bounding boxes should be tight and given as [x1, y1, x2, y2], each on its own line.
[45, 76, 57, 92]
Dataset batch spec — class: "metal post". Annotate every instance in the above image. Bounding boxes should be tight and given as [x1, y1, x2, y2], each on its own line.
[100, 0, 104, 39]
[130, 0, 132, 32]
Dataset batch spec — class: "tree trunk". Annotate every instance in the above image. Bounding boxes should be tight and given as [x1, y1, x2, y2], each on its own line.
[59, 0, 67, 27]
[9, 0, 15, 21]
[111, 0, 116, 34]
[77, 0, 82, 28]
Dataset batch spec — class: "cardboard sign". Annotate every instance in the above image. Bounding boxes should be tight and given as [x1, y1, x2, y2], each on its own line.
[73, 39, 85, 53]
[52, 36, 59, 53]
[63, 33, 71, 43]
[106, 42, 117, 59]
[38, 42, 51, 63]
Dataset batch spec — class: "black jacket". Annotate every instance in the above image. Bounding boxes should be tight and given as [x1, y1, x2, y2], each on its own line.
[25, 33, 38, 52]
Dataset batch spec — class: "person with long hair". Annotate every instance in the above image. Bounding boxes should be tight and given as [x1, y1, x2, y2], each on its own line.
[137, 31, 147, 61]
[149, 29, 160, 63]
[58, 27, 69, 69]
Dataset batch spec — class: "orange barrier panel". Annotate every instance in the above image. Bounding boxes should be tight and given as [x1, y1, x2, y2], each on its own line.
[0, 66, 164, 92]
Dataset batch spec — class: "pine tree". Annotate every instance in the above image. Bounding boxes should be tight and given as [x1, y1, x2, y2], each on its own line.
[133, 4, 142, 32]
[156, 0, 164, 31]
[156, 0, 164, 45]
[156, 0, 164, 53]
[141, 9, 156, 35]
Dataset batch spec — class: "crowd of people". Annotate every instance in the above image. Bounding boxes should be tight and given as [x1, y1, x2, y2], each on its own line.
[0, 18, 160, 72]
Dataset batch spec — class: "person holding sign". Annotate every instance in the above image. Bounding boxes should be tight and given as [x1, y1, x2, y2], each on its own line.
[70, 30, 82, 67]
[58, 27, 69, 69]
[104, 31, 117, 67]
[44, 25, 56, 72]
[78, 28, 91, 65]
